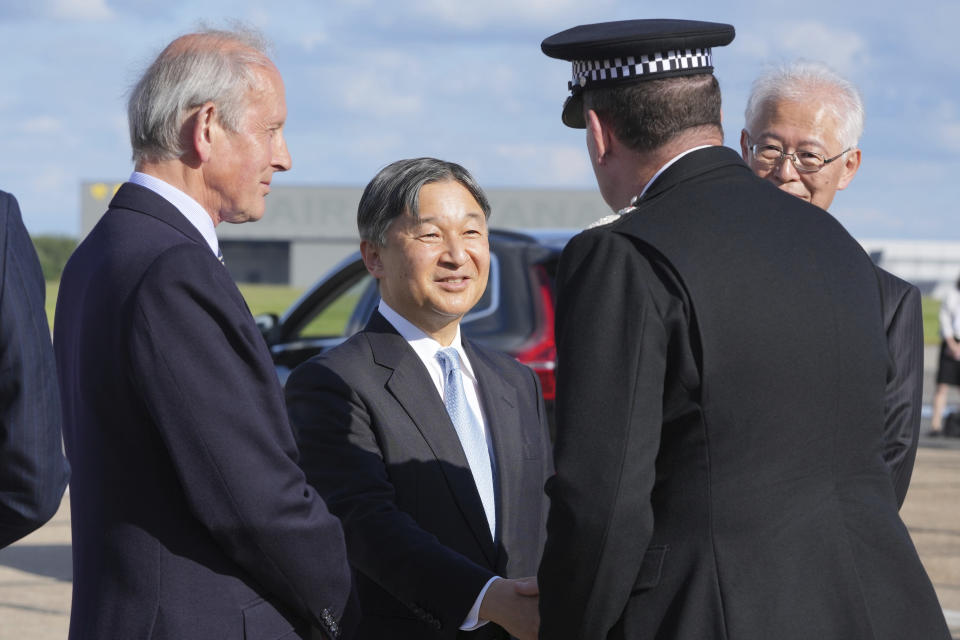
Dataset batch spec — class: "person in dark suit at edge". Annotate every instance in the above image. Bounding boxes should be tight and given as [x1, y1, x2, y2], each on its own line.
[286, 157, 553, 640]
[536, 19, 949, 640]
[740, 60, 923, 507]
[54, 27, 351, 640]
[0, 189, 69, 549]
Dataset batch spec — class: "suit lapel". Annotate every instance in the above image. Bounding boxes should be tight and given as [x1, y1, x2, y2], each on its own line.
[463, 339, 522, 572]
[364, 313, 498, 565]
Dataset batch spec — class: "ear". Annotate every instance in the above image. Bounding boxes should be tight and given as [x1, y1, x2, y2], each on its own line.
[585, 109, 611, 165]
[360, 240, 384, 279]
[739, 129, 750, 162]
[192, 102, 218, 163]
[836, 148, 862, 191]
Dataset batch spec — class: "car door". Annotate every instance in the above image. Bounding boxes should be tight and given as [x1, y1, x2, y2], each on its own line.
[266, 256, 378, 382]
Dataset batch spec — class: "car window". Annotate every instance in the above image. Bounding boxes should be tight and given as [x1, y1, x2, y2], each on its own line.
[461, 250, 537, 351]
[463, 253, 498, 324]
[295, 272, 374, 338]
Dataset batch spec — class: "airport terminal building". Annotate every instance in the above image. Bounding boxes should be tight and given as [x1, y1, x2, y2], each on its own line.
[81, 181, 611, 288]
[81, 181, 960, 295]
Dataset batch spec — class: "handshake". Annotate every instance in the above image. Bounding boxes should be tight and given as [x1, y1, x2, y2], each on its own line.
[479, 576, 541, 640]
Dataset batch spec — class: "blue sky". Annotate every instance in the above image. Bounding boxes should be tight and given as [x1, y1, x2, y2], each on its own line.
[1, 0, 957, 240]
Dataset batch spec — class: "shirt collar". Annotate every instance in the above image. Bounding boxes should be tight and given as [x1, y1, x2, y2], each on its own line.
[637, 144, 714, 201]
[129, 171, 220, 257]
[378, 300, 476, 382]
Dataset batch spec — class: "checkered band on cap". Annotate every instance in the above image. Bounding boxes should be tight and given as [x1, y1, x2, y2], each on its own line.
[569, 48, 713, 90]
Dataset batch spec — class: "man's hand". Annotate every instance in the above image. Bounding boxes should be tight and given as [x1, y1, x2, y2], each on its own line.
[478, 576, 540, 640]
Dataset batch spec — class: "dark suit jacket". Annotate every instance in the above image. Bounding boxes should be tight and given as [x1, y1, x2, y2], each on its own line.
[876, 268, 922, 508]
[286, 311, 553, 640]
[0, 190, 69, 548]
[54, 183, 351, 640]
[538, 147, 949, 640]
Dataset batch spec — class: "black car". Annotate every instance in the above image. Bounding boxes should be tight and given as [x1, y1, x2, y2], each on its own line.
[258, 228, 575, 424]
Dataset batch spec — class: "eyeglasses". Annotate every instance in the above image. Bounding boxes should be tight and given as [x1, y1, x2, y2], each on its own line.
[748, 142, 850, 174]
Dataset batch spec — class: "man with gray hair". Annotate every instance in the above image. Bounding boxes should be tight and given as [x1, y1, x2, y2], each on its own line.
[741, 60, 864, 210]
[286, 157, 552, 640]
[54, 28, 352, 639]
[741, 60, 923, 507]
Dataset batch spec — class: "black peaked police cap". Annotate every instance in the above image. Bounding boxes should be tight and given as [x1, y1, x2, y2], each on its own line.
[541, 19, 735, 128]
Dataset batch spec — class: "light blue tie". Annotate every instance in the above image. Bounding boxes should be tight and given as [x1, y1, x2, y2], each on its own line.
[436, 347, 496, 539]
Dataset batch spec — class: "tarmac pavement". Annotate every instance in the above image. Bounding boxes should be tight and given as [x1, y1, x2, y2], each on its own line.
[2, 345, 959, 638]
[0, 497, 70, 639]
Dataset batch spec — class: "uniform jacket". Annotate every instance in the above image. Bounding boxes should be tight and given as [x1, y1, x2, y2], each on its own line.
[286, 311, 553, 640]
[54, 183, 352, 640]
[538, 146, 948, 640]
[0, 190, 69, 548]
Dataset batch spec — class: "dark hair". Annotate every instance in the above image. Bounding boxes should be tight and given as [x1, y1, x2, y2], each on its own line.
[357, 157, 491, 246]
[583, 73, 722, 152]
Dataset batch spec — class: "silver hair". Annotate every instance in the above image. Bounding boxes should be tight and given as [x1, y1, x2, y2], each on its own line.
[358, 158, 492, 247]
[127, 27, 273, 164]
[744, 60, 864, 149]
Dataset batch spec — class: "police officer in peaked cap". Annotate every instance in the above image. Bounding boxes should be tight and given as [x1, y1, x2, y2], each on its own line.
[536, 18, 950, 640]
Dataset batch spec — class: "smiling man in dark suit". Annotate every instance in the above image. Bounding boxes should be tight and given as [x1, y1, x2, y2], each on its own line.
[537, 19, 949, 640]
[0, 190, 69, 549]
[286, 157, 552, 640]
[741, 60, 923, 505]
[54, 28, 350, 640]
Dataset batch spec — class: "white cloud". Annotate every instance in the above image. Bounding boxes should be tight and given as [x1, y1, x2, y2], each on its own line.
[345, 132, 407, 158]
[494, 143, 591, 186]
[400, 0, 614, 29]
[111, 114, 129, 149]
[322, 51, 427, 118]
[341, 74, 423, 117]
[941, 122, 960, 153]
[50, 0, 114, 20]
[779, 22, 867, 75]
[20, 116, 63, 134]
[929, 102, 960, 153]
[896, 101, 960, 154]
[30, 165, 70, 194]
[299, 31, 329, 52]
[743, 20, 868, 76]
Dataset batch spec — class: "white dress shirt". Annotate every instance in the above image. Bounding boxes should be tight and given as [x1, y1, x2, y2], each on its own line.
[940, 287, 960, 340]
[637, 144, 713, 200]
[377, 300, 499, 630]
[128, 172, 220, 258]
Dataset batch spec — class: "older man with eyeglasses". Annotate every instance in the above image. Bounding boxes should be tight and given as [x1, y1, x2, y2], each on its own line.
[740, 60, 924, 507]
[740, 61, 861, 209]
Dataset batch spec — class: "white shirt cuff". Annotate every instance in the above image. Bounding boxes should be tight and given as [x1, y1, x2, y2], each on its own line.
[460, 576, 500, 630]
